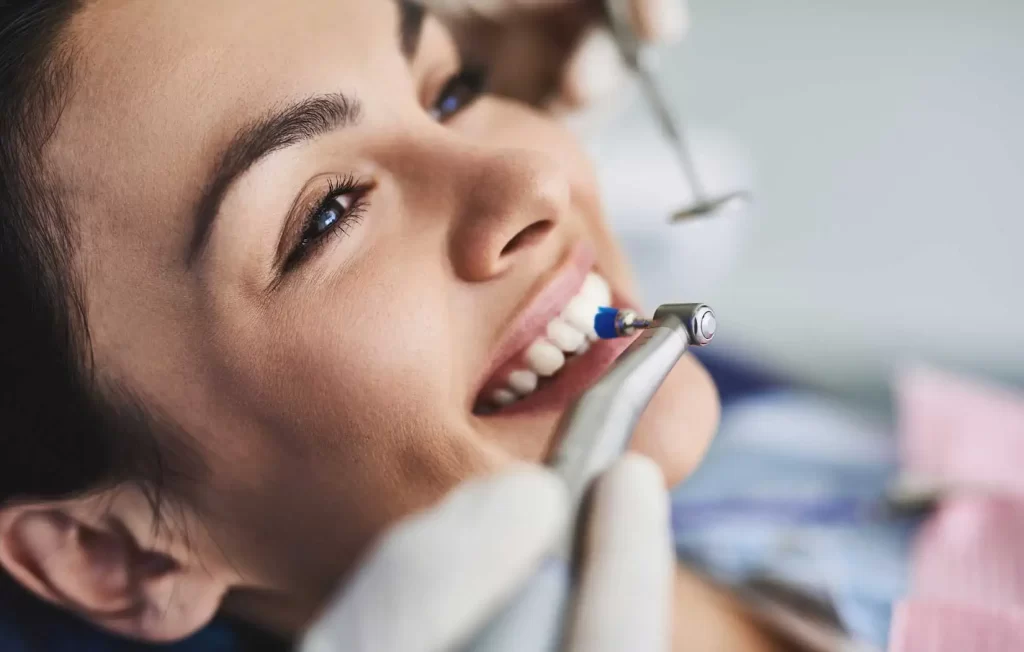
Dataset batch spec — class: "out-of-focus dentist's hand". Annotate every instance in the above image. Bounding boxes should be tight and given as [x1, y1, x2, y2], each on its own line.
[300, 454, 673, 652]
[420, 0, 688, 115]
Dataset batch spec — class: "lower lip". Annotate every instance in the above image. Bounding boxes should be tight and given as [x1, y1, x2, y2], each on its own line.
[481, 296, 642, 418]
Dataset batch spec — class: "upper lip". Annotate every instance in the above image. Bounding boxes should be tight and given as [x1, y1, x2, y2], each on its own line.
[472, 243, 597, 402]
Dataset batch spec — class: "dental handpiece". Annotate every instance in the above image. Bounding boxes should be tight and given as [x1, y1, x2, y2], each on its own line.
[549, 303, 716, 526]
[465, 303, 717, 652]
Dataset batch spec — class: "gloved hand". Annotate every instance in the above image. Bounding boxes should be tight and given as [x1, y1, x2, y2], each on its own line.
[421, 0, 689, 115]
[300, 453, 673, 652]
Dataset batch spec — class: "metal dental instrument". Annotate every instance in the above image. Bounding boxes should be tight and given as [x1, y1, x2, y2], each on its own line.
[466, 303, 717, 652]
[604, 0, 751, 223]
[551, 303, 716, 515]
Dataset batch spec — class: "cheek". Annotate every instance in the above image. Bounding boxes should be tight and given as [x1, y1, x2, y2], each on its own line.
[267, 285, 448, 450]
[232, 250, 494, 487]
[199, 261, 503, 589]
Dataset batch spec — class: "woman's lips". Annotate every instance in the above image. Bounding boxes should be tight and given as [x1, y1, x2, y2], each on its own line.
[471, 244, 597, 403]
[477, 293, 642, 417]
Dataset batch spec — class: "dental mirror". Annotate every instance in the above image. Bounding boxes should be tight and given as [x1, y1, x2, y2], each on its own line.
[604, 0, 752, 223]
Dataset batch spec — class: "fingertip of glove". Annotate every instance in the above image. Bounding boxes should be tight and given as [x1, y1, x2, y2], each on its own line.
[616, 451, 665, 480]
[632, 0, 690, 44]
[487, 465, 571, 524]
[433, 465, 569, 543]
[602, 453, 669, 511]
[561, 27, 626, 108]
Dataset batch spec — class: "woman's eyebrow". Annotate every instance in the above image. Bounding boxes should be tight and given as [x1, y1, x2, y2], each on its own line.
[188, 3, 423, 267]
[187, 93, 362, 266]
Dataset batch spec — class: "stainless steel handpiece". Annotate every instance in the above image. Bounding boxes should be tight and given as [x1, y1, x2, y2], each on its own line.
[549, 303, 716, 521]
[464, 303, 716, 652]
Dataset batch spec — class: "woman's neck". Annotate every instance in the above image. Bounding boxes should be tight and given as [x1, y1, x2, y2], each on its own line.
[672, 565, 788, 652]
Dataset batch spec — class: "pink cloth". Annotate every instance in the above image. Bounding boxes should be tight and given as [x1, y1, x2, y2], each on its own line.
[890, 602, 1024, 652]
[911, 496, 1024, 606]
[889, 367, 1024, 652]
[899, 367, 1024, 496]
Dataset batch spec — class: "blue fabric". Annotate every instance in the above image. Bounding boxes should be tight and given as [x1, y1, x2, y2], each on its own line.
[671, 390, 918, 648]
[693, 351, 786, 408]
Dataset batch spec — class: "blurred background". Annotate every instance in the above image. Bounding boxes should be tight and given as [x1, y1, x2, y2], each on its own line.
[587, 0, 1024, 412]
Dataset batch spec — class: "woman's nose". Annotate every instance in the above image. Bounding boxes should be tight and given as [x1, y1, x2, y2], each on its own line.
[448, 149, 570, 282]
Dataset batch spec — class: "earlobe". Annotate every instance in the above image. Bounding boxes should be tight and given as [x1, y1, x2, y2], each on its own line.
[0, 500, 229, 642]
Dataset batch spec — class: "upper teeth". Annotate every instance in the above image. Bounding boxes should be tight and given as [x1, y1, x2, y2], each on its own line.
[546, 318, 585, 352]
[488, 271, 612, 408]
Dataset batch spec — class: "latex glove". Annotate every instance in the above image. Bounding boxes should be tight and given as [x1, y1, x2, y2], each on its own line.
[301, 453, 673, 652]
[421, 0, 689, 113]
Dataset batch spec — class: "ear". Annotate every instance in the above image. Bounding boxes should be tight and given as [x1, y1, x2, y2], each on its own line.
[0, 494, 231, 642]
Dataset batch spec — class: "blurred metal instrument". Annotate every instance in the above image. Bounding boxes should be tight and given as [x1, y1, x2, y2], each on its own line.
[678, 552, 883, 652]
[604, 0, 751, 222]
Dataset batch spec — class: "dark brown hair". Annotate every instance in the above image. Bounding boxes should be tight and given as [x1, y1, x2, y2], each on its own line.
[0, 0, 200, 518]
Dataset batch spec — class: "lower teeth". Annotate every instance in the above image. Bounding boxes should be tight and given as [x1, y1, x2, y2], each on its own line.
[479, 270, 610, 413]
[482, 347, 590, 412]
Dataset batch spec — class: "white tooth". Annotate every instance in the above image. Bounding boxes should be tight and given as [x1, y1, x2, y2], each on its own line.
[546, 318, 586, 353]
[525, 339, 566, 377]
[576, 340, 591, 355]
[561, 296, 599, 341]
[491, 388, 517, 407]
[508, 370, 539, 396]
[581, 272, 612, 306]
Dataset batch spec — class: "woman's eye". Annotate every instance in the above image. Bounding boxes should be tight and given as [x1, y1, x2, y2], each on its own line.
[430, 66, 488, 122]
[283, 175, 372, 270]
[299, 193, 356, 246]
[304, 194, 352, 242]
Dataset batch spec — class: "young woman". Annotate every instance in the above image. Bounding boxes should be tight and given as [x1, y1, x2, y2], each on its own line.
[3, 0, 794, 649]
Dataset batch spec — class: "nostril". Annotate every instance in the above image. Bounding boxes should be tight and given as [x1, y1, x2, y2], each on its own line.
[500, 220, 554, 257]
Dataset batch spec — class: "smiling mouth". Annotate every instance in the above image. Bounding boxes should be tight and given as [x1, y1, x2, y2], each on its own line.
[473, 270, 618, 415]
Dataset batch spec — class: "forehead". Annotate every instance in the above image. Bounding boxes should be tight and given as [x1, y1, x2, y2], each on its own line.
[67, 0, 398, 114]
[51, 0, 401, 253]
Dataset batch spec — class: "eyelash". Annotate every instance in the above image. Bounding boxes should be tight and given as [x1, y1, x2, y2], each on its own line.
[286, 65, 490, 269]
[286, 174, 370, 269]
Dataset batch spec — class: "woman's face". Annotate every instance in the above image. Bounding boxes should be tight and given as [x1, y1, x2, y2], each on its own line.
[49, 0, 718, 634]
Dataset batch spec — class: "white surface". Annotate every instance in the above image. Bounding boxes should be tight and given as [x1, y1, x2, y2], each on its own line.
[588, 0, 1024, 400]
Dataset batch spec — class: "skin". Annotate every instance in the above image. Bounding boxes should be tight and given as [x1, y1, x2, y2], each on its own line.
[0, 0, 738, 645]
